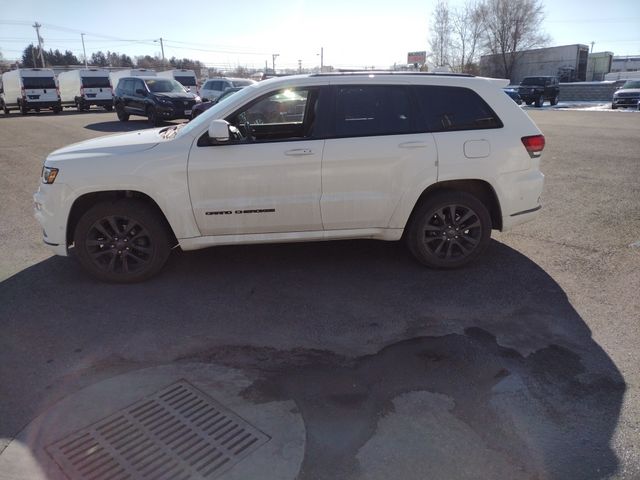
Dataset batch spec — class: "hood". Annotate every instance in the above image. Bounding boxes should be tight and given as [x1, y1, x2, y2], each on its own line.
[47, 129, 162, 161]
[615, 88, 640, 95]
[154, 92, 197, 100]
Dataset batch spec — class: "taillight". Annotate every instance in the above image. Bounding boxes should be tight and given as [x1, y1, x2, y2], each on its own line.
[20, 86, 26, 98]
[521, 135, 545, 158]
[80, 87, 84, 97]
[56, 87, 61, 98]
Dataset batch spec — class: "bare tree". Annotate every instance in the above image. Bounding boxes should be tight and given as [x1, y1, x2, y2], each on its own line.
[429, 0, 451, 67]
[480, 0, 549, 78]
[450, 1, 485, 73]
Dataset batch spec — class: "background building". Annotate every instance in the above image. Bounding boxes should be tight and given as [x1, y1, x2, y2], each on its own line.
[480, 44, 590, 83]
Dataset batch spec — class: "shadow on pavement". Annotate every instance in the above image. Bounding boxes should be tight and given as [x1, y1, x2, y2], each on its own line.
[0, 239, 625, 479]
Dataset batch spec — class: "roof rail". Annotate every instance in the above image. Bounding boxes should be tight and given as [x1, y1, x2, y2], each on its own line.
[309, 71, 474, 78]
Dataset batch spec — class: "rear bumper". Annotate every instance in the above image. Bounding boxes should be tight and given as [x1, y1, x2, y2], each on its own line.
[24, 100, 61, 109]
[497, 169, 545, 232]
[80, 97, 113, 107]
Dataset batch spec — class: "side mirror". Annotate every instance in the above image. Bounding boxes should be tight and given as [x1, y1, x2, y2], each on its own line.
[208, 119, 230, 142]
[135, 88, 146, 96]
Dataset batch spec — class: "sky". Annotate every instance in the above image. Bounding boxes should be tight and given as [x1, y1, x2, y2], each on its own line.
[1, 0, 639, 71]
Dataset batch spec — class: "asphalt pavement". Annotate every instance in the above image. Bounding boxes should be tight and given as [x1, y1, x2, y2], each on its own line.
[0, 107, 638, 479]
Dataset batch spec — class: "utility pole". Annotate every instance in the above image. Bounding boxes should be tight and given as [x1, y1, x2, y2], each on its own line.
[272, 53, 279, 73]
[298, 59, 302, 73]
[159, 37, 165, 61]
[590, 41, 595, 53]
[33, 22, 46, 68]
[81, 33, 88, 68]
[320, 47, 324, 72]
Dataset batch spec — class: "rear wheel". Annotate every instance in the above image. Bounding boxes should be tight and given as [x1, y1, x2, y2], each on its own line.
[115, 103, 129, 121]
[550, 94, 558, 106]
[53, 106, 61, 114]
[1, 101, 9, 114]
[611, 104, 617, 110]
[406, 191, 491, 269]
[20, 102, 28, 115]
[73, 200, 171, 283]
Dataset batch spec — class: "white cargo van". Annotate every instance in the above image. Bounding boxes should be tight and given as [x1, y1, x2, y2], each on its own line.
[0, 68, 61, 114]
[158, 69, 199, 95]
[109, 69, 156, 91]
[58, 69, 114, 111]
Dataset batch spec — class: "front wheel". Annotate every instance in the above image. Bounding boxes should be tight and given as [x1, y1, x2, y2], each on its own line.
[406, 191, 491, 269]
[115, 104, 129, 121]
[534, 95, 544, 107]
[550, 94, 558, 106]
[147, 106, 160, 126]
[73, 200, 171, 283]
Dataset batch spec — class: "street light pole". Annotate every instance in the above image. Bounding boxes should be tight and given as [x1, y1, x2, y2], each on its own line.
[32, 22, 46, 68]
[81, 33, 88, 68]
[320, 47, 324, 72]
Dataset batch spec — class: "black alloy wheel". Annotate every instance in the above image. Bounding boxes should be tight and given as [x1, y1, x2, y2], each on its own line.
[74, 200, 170, 282]
[407, 191, 491, 269]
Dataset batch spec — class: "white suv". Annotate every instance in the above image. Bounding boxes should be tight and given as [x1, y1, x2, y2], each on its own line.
[34, 73, 545, 282]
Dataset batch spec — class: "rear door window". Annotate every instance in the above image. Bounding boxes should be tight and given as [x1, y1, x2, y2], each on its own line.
[82, 77, 111, 88]
[333, 85, 412, 137]
[22, 77, 56, 89]
[412, 85, 502, 132]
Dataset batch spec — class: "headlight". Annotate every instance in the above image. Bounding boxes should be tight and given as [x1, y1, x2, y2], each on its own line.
[194, 95, 202, 103]
[42, 165, 59, 184]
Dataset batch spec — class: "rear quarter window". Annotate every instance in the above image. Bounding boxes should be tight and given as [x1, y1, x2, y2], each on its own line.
[412, 85, 502, 132]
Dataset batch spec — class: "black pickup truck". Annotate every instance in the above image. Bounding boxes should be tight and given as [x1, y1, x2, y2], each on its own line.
[518, 76, 560, 107]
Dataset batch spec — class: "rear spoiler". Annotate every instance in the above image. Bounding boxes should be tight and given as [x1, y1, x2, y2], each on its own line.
[478, 77, 510, 88]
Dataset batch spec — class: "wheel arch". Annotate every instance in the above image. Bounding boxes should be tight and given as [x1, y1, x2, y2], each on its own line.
[66, 190, 178, 248]
[403, 179, 503, 233]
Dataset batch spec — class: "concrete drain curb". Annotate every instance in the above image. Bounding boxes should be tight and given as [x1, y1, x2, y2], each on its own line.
[0, 364, 304, 480]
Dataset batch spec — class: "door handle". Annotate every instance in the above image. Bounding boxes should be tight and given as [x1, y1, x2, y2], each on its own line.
[399, 141, 428, 149]
[285, 149, 314, 156]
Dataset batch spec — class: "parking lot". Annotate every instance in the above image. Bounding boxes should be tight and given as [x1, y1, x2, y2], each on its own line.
[0, 108, 638, 479]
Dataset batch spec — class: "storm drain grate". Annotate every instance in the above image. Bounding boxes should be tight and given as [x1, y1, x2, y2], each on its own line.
[46, 380, 270, 480]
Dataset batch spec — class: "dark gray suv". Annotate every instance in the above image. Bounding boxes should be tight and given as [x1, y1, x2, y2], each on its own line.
[114, 76, 200, 126]
[518, 76, 560, 107]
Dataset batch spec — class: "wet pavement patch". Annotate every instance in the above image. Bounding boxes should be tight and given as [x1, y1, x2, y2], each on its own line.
[180, 327, 625, 480]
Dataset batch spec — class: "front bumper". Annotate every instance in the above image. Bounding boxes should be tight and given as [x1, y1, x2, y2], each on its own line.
[612, 97, 640, 108]
[33, 184, 71, 256]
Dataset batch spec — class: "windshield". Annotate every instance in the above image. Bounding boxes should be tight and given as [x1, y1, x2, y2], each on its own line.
[175, 75, 197, 87]
[82, 77, 111, 88]
[520, 77, 547, 85]
[622, 80, 640, 89]
[145, 79, 186, 93]
[22, 77, 56, 89]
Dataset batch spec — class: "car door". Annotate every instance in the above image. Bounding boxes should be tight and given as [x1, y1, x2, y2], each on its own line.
[188, 86, 325, 236]
[130, 78, 147, 114]
[320, 84, 438, 230]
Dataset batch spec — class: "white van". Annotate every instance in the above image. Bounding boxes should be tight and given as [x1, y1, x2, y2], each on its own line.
[109, 69, 156, 91]
[58, 69, 114, 111]
[158, 69, 199, 95]
[0, 68, 61, 114]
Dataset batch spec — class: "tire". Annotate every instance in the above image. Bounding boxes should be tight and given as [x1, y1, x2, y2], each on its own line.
[611, 104, 617, 110]
[20, 102, 28, 115]
[53, 106, 61, 114]
[534, 95, 544, 107]
[525, 100, 533, 106]
[73, 199, 171, 283]
[406, 191, 491, 269]
[115, 103, 129, 122]
[76, 101, 83, 112]
[2, 101, 9, 114]
[147, 106, 160, 126]
[550, 95, 558, 106]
